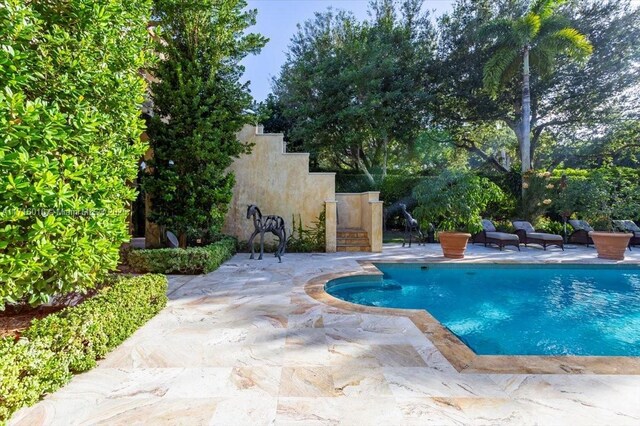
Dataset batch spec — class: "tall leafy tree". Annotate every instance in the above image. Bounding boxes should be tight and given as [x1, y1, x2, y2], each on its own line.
[143, 0, 267, 246]
[273, 0, 434, 184]
[482, 0, 592, 173]
[434, 0, 639, 172]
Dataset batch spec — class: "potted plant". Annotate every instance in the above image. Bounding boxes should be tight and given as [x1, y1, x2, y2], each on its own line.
[587, 179, 638, 260]
[413, 171, 504, 259]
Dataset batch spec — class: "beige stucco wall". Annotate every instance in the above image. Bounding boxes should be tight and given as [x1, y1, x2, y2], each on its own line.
[222, 125, 337, 252]
[336, 192, 383, 252]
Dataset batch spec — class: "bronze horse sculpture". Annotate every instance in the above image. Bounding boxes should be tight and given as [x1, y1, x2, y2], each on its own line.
[246, 204, 286, 262]
[399, 203, 423, 247]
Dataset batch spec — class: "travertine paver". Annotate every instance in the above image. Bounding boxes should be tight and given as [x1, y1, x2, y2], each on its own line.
[10, 243, 640, 425]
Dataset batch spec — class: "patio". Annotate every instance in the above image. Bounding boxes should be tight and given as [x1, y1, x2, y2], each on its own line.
[10, 244, 640, 425]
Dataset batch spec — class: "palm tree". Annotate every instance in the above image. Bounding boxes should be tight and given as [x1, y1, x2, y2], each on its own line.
[482, 0, 592, 173]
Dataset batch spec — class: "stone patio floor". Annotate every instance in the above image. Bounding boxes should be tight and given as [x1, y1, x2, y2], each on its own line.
[10, 243, 640, 425]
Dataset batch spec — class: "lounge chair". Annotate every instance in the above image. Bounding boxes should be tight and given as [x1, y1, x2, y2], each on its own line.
[612, 220, 640, 249]
[567, 219, 594, 247]
[512, 220, 564, 251]
[472, 219, 520, 251]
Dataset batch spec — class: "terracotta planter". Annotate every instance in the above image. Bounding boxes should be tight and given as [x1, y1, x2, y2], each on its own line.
[590, 231, 632, 260]
[438, 231, 471, 259]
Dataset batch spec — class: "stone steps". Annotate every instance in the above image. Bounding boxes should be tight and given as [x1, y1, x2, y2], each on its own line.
[336, 228, 370, 252]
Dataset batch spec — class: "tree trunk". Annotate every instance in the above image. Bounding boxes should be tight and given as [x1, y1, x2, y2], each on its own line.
[357, 157, 375, 186]
[179, 233, 187, 248]
[382, 135, 388, 179]
[355, 147, 375, 186]
[521, 46, 532, 173]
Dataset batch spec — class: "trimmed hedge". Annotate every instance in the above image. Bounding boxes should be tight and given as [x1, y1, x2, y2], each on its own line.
[0, 0, 153, 309]
[127, 237, 236, 274]
[0, 274, 168, 422]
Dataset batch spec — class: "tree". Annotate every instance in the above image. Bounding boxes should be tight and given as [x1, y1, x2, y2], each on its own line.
[0, 0, 153, 308]
[273, 0, 434, 184]
[434, 0, 640, 172]
[143, 0, 267, 246]
[482, 0, 592, 173]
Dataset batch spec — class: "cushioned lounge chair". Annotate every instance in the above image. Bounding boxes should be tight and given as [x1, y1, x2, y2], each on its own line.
[512, 220, 564, 251]
[472, 219, 520, 251]
[612, 220, 640, 249]
[567, 219, 594, 247]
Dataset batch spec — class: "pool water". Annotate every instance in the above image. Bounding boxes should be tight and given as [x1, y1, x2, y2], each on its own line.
[326, 264, 640, 356]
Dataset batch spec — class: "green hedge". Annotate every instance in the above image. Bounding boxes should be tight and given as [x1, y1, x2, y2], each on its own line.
[127, 237, 236, 274]
[0, 0, 153, 309]
[0, 274, 168, 422]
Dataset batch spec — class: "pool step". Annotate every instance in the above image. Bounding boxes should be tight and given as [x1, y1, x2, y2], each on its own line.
[337, 228, 371, 252]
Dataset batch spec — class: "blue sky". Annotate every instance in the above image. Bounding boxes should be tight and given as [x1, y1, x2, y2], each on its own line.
[242, 0, 455, 102]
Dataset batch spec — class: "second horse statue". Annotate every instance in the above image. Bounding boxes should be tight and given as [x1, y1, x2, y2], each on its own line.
[400, 203, 423, 247]
[246, 204, 287, 262]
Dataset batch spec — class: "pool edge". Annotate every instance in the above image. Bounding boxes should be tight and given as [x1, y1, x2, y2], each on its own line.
[304, 260, 640, 375]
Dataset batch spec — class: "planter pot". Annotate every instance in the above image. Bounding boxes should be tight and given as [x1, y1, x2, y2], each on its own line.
[590, 231, 632, 260]
[438, 231, 471, 259]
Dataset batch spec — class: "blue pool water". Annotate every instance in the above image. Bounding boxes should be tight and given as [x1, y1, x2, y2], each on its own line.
[326, 264, 640, 356]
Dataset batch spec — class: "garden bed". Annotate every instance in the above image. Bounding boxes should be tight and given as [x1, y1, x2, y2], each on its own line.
[126, 237, 237, 274]
[0, 274, 168, 422]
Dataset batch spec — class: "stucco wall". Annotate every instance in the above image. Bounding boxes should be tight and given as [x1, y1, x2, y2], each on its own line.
[222, 125, 337, 251]
[336, 192, 383, 252]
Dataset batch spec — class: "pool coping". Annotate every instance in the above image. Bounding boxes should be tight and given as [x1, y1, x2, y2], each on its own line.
[304, 260, 640, 375]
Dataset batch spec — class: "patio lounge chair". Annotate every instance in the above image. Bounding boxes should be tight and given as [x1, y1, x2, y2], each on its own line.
[567, 219, 594, 247]
[512, 220, 564, 251]
[612, 220, 640, 249]
[472, 219, 520, 251]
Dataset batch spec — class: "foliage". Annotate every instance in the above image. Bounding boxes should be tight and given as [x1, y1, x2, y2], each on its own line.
[434, 0, 640, 172]
[552, 174, 607, 219]
[287, 212, 326, 253]
[272, 0, 435, 184]
[142, 0, 267, 245]
[335, 173, 380, 193]
[533, 216, 564, 235]
[0, 0, 153, 309]
[550, 167, 640, 227]
[412, 171, 504, 234]
[380, 175, 424, 208]
[127, 237, 236, 274]
[519, 170, 555, 222]
[482, 0, 592, 173]
[0, 275, 167, 422]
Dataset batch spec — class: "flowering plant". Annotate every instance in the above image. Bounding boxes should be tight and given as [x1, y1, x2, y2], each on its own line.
[520, 170, 555, 222]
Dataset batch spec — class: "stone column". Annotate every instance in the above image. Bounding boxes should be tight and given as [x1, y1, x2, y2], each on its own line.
[324, 200, 337, 253]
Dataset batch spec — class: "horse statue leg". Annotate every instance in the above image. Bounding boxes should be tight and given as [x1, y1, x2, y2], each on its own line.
[280, 227, 287, 256]
[248, 229, 259, 259]
[274, 229, 283, 263]
[258, 229, 266, 260]
[417, 225, 424, 246]
[402, 222, 408, 247]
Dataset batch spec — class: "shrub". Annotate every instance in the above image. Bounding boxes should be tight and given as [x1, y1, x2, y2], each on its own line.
[534, 217, 564, 235]
[519, 170, 555, 222]
[0, 274, 167, 422]
[380, 175, 424, 207]
[127, 238, 237, 274]
[0, 1, 153, 309]
[287, 212, 326, 253]
[551, 168, 640, 227]
[413, 171, 504, 234]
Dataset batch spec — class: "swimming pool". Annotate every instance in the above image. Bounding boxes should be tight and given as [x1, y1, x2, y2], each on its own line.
[326, 263, 640, 357]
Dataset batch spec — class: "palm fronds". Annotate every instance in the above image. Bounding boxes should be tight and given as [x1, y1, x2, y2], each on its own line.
[483, 48, 519, 98]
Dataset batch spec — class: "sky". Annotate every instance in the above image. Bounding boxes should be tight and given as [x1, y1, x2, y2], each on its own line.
[242, 0, 456, 102]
